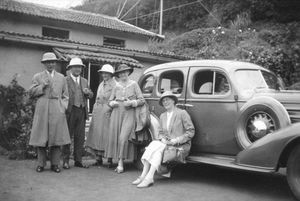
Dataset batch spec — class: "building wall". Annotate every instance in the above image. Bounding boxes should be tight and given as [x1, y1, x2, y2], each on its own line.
[0, 12, 149, 51]
[0, 42, 51, 88]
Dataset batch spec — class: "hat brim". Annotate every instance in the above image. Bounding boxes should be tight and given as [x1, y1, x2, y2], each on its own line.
[97, 69, 114, 74]
[159, 94, 178, 106]
[41, 59, 59, 63]
[67, 64, 86, 69]
[114, 68, 133, 77]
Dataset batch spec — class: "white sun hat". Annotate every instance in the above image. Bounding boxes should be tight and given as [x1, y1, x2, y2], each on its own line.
[67, 57, 85, 69]
[97, 64, 114, 74]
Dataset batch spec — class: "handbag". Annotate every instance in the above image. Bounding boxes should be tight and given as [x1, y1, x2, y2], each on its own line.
[135, 102, 151, 131]
[162, 146, 178, 163]
[129, 127, 151, 146]
[129, 102, 151, 145]
[162, 146, 185, 164]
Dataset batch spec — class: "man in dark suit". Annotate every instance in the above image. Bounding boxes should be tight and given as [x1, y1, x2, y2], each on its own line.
[62, 57, 93, 169]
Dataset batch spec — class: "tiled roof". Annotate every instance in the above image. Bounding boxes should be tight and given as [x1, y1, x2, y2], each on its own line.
[53, 48, 143, 68]
[0, 0, 163, 39]
[0, 31, 194, 60]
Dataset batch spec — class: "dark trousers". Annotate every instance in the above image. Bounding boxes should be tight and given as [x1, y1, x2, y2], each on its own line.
[62, 106, 86, 163]
[37, 146, 61, 167]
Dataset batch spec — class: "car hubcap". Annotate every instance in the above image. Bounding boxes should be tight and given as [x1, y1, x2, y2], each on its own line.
[246, 112, 276, 142]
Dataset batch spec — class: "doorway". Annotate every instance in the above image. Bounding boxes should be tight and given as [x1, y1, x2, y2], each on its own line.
[88, 63, 103, 112]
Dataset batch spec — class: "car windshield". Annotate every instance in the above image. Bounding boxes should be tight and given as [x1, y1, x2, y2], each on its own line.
[235, 70, 282, 91]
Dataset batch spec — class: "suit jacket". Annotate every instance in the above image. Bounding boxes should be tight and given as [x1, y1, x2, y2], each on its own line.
[158, 107, 195, 162]
[66, 75, 93, 119]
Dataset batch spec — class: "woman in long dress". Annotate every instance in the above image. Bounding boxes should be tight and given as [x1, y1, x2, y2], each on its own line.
[132, 91, 195, 188]
[86, 64, 116, 167]
[106, 64, 145, 173]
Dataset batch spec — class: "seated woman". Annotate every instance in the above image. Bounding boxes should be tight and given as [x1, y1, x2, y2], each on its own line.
[132, 91, 195, 188]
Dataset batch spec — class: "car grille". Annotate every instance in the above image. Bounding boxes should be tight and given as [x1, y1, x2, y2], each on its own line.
[286, 107, 300, 123]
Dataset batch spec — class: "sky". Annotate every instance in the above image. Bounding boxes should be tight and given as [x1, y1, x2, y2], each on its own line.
[20, 0, 85, 8]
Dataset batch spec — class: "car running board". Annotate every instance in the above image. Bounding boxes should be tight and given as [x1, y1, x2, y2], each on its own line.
[186, 154, 275, 173]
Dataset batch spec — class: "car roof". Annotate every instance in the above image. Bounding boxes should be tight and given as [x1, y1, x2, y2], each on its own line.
[144, 60, 269, 74]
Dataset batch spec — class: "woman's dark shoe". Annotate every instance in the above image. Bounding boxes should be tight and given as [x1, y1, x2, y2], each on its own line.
[91, 159, 103, 166]
[51, 165, 61, 173]
[74, 161, 89, 168]
[36, 166, 44, 173]
[107, 158, 113, 168]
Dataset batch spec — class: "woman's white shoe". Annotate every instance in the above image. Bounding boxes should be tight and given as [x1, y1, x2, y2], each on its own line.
[132, 176, 144, 185]
[114, 166, 124, 174]
[137, 178, 154, 188]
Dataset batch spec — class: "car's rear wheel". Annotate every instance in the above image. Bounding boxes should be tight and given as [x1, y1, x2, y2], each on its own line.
[287, 144, 300, 200]
[235, 96, 290, 149]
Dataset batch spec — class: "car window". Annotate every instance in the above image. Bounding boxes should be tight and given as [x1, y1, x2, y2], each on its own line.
[194, 70, 213, 94]
[214, 72, 230, 94]
[141, 75, 155, 94]
[235, 70, 267, 91]
[193, 70, 230, 95]
[159, 70, 184, 94]
[261, 71, 281, 90]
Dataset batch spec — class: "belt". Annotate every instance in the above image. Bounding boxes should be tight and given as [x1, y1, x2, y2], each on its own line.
[73, 105, 85, 109]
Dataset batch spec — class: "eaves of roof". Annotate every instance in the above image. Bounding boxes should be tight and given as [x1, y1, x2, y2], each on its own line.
[0, 31, 194, 63]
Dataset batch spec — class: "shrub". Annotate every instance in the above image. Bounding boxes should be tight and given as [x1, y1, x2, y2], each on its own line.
[230, 12, 252, 30]
[0, 75, 36, 159]
[149, 22, 300, 86]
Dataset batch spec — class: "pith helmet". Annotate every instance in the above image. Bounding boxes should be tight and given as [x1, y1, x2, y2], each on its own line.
[159, 91, 178, 106]
[41, 52, 59, 63]
[98, 64, 114, 74]
[114, 64, 133, 77]
[67, 57, 85, 69]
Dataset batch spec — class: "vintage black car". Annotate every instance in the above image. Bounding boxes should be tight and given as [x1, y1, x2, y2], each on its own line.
[138, 60, 300, 200]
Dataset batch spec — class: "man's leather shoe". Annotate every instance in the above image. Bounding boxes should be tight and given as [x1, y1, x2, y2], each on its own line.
[51, 165, 61, 173]
[74, 161, 89, 168]
[63, 162, 70, 169]
[36, 166, 44, 173]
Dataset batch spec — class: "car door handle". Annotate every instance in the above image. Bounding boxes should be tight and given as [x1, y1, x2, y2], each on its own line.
[176, 103, 194, 108]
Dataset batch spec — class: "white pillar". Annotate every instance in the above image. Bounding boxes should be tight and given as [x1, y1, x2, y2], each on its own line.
[159, 0, 163, 35]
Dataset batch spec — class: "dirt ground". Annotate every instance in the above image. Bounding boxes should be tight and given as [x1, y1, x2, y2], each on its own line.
[0, 155, 296, 201]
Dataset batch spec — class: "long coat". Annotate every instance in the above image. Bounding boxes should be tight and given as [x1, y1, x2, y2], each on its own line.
[86, 78, 116, 153]
[29, 70, 71, 147]
[158, 108, 195, 163]
[65, 75, 93, 119]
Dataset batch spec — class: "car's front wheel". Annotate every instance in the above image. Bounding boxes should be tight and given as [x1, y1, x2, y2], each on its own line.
[235, 96, 290, 149]
[287, 144, 300, 200]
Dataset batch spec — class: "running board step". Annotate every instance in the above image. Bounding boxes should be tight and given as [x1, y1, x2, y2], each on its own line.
[186, 154, 275, 173]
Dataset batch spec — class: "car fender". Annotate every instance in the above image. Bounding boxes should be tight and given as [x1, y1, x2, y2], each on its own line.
[235, 123, 300, 170]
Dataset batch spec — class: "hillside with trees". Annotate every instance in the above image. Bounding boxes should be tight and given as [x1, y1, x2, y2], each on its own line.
[74, 0, 300, 86]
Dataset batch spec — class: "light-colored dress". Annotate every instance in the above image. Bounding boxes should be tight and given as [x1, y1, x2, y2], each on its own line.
[29, 70, 70, 147]
[141, 108, 195, 170]
[105, 80, 145, 160]
[86, 78, 116, 156]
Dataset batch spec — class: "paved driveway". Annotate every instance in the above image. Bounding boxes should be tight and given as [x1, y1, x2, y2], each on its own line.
[0, 156, 295, 201]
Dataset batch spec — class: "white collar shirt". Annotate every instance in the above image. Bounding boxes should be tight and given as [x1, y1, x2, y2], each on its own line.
[70, 73, 80, 85]
[46, 70, 55, 78]
[166, 111, 174, 132]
